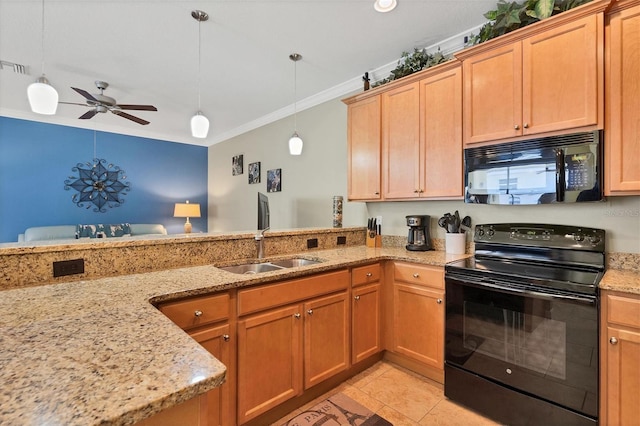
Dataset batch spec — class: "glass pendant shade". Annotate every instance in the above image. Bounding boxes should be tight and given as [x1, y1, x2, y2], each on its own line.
[28, 75, 58, 115]
[191, 112, 209, 138]
[288, 132, 303, 156]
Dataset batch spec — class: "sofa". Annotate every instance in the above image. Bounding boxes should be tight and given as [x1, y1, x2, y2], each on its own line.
[18, 223, 168, 242]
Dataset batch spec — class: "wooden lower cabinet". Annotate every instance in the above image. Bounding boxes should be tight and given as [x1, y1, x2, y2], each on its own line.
[138, 395, 205, 426]
[189, 324, 233, 426]
[352, 263, 383, 365]
[600, 290, 640, 425]
[237, 304, 302, 424]
[237, 291, 350, 424]
[389, 262, 444, 380]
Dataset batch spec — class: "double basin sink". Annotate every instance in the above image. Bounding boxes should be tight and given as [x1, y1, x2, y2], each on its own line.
[218, 258, 321, 275]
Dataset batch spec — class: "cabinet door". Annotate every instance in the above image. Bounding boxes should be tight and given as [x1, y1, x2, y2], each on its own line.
[463, 42, 523, 144]
[189, 324, 232, 426]
[382, 82, 421, 198]
[420, 65, 463, 198]
[237, 305, 302, 424]
[522, 14, 601, 135]
[604, 326, 640, 425]
[352, 283, 381, 364]
[606, 2, 640, 194]
[304, 292, 350, 389]
[393, 283, 444, 369]
[347, 96, 381, 200]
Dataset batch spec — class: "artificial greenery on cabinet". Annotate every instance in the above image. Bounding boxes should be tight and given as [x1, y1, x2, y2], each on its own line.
[467, 0, 593, 45]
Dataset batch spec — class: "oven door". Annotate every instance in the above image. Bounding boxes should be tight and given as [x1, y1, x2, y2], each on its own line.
[445, 275, 598, 419]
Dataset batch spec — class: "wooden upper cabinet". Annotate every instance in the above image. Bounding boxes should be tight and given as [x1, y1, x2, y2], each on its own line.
[462, 42, 523, 144]
[457, 1, 608, 146]
[605, 0, 640, 195]
[420, 63, 463, 198]
[382, 82, 421, 199]
[346, 96, 381, 200]
[522, 14, 601, 135]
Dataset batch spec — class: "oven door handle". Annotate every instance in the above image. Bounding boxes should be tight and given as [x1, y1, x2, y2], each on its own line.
[447, 276, 596, 306]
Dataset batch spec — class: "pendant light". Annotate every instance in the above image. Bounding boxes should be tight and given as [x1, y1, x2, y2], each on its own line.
[288, 53, 303, 156]
[27, 0, 58, 115]
[190, 10, 209, 139]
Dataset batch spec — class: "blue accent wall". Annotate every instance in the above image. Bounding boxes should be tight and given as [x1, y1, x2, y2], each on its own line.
[0, 117, 208, 242]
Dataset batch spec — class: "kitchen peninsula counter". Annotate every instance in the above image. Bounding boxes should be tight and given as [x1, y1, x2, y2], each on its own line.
[0, 243, 466, 426]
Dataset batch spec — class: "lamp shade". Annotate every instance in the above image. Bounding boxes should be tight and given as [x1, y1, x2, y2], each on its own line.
[174, 202, 201, 218]
[191, 112, 209, 138]
[27, 75, 58, 115]
[289, 132, 303, 155]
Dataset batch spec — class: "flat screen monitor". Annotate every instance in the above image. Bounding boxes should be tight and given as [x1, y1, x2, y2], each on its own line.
[258, 192, 270, 230]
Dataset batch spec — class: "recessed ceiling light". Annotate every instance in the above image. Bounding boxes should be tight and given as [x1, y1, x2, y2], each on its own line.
[374, 0, 397, 13]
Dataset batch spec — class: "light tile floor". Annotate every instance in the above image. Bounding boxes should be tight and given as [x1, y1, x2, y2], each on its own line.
[274, 361, 500, 426]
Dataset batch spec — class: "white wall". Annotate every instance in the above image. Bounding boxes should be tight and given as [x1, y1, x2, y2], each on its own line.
[209, 95, 640, 253]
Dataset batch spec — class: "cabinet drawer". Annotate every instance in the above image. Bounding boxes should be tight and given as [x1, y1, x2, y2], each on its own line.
[159, 292, 230, 330]
[238, 270, 349, 316]
[607, 293, 640, 329]
[352, 263, 381, 286]
[393, 262, 443, 290]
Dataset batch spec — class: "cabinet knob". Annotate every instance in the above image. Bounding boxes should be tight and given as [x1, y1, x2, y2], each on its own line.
[414, 189, 419, 193]
[374, 191, 380, 195]
[366, 272, 373, 277]
[294, 313, 301, 319]
[223, 334, 230, 342]
[523, 123, 529, 129]
[413, 273, 420, 278]
[514, 124, 520, 130]
[307, 309, 313, 315]
[194, 310, 203, 317]
[437, 299, 443, 304]
[610, 337, 618, 345]
[354, 295, 361, 301]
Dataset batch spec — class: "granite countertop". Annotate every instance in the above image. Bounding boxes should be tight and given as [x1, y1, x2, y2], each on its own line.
[599, 268, 640, 295]
[0, 245, 465, 426]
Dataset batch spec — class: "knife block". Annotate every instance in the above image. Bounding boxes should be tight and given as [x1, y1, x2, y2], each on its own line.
[366, 233, 382, 248]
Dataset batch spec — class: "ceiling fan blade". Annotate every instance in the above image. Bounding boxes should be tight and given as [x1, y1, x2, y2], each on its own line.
[79, 109, 98, 120]
[71, 87, 98, 102]
[116, 104, 157, 111]
[112, 110, 150, 125]
[58, 101, 91, 106]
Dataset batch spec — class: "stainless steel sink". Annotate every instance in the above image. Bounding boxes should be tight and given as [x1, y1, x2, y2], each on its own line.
[270, 258, 321, 268]
[218, 258, 322, 275]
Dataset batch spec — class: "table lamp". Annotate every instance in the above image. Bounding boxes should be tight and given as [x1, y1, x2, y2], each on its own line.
[174, 200, 201, 233]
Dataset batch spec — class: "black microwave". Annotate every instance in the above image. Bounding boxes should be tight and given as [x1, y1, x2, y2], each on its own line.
[464, 131, 603, 205]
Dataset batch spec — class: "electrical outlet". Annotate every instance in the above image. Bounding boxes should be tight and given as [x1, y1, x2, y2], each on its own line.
[337, 236, 347, 245]
[307, 238, 318, 249]
[53, 259, 85, 277]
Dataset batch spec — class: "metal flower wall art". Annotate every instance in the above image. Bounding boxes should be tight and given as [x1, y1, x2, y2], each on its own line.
[64, 159, 131, 212]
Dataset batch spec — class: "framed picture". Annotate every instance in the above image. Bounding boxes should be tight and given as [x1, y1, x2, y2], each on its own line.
[232, 154, 243, 175]
[267, 168, 282, 192]
[248, 162, 261, 184]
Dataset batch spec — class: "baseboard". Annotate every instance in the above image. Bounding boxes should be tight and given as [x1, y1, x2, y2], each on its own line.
[383, 351, 444, 385]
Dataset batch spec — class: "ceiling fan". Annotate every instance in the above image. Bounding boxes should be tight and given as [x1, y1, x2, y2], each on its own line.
[59, 80, 157, 125]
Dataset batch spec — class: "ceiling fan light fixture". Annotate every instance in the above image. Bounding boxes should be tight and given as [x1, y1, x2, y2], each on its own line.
[288, 132, 303, 156]
[374, 0, 397, 12]
[28, 75, 58, 115]
[191, 112, 210, 138]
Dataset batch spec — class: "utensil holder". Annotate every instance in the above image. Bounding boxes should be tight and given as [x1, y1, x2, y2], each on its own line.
[446, 233, 466, 254]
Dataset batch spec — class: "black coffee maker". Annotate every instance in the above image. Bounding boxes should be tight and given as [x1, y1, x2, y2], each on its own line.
[406, 215, 432, 251]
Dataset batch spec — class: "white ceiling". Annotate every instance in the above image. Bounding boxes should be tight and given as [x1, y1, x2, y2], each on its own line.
[0, 0, 494, 147]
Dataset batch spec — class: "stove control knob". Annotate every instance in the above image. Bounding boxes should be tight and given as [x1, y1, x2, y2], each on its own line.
[573, 234, 585, 242]
[476, 228, 485, 237]
[588, 235, 601, 244]
[487, 229, 495, 237]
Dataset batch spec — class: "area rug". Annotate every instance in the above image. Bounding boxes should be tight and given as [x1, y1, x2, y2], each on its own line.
[282, 392, 392, 426]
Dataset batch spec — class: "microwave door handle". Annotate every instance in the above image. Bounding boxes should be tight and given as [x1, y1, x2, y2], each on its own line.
[555, 148, 566, 202]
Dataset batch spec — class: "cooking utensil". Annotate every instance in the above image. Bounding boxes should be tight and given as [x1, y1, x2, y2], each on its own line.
[461, 216, 472, 233]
